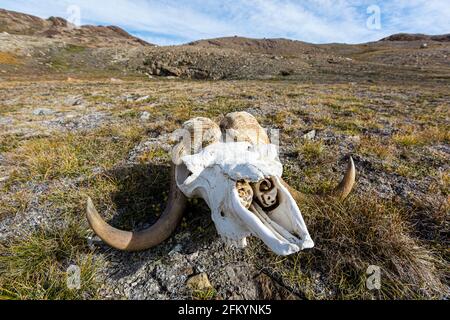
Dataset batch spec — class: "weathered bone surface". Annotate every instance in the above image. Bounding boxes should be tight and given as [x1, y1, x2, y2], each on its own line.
[87, 111, 356, 255]
[220, 111, 270, 145]
[236, 181, 253, 209]
[252, 178, 278, 208]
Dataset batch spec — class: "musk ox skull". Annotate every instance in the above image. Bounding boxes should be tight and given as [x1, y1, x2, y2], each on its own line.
[87, 112, 355, 255]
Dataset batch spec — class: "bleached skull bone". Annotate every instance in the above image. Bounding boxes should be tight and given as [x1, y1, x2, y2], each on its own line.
[86, 112, 355, 255]
[175, 141, 314, 255]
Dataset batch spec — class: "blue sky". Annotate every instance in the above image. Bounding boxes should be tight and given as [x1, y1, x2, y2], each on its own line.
[1, 0, 449, 45]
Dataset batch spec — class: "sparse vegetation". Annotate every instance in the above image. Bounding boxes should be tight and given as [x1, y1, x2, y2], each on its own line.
[192, 288, 217, 300]
[254, 195, 447, 299]
[10, 125, 144, 182]
[0, 4, 449, 299]
[1, 79, 448, 299]
[0, 217, 101, 300]
[0, 51, 20, 65]
[295, 140, 325, 163]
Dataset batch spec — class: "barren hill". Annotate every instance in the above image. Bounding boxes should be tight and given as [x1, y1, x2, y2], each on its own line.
[0, 8, 152, 47]
[380, 33, 450, 42]
[188, 36, 324, 56]
[0, 8, 449, 83]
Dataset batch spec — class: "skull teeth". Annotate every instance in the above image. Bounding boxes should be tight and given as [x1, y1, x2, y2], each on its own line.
[236, 180, 253, 209]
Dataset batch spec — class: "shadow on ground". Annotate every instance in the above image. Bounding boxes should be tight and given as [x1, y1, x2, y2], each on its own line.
[87, 163, 217, 279]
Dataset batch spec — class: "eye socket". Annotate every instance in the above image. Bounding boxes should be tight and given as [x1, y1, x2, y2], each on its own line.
[251, 178, 279, 210]
[259, 179, 273, 191]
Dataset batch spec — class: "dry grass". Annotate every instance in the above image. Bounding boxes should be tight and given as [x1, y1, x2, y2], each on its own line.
[0, 134, 20, 153]
[0, 189, 32, 221]
[192, 288, 218, 300]
[9, 124, 144, 182]
[358, 136, 395, 160]
[0, 52, 20, 65]
[393, 127, 450, 147]
[0, 79, 448, 300]
[295, 140, 326, 163]
[256, 194, 448, 299]
[0, 216, 100, 300]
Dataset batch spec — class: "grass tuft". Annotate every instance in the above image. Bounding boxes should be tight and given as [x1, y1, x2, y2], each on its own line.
[0, 216, 100, 300]
[295, 140, 325, 163]
[10, 124, 144, 181]
[256, 194, 448, 299]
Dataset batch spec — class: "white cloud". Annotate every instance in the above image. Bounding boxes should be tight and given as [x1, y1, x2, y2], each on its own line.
[1, 0, 448, 45]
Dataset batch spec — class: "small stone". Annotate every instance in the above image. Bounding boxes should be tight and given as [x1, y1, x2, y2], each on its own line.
[347, 135, 361, 144]
[186, 273, 213, 291]
[0, 176, 10, 183]
[0, 117, 13, 125]
[65, 96, 83, 106]
[110, 78, 124, 83]
[140, 111, 151, 121]
[178, 266, 195, 276]
[303, 130, 316, 140]
[32, 108, 54, 116]
[135, 95, 150, 102]
[92, 167, 103, 175]
[225, 266, 236, 279]
[188, 251, 199, 262]
[168, 244, 183, 255]
[195, 264, 206, 274]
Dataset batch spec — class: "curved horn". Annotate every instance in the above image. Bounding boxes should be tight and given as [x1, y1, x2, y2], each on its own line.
[282, 156, 356, 202]
[280, 179, 306, 204]
[86, 164, 187, 251]
[334, 156, 356, 200]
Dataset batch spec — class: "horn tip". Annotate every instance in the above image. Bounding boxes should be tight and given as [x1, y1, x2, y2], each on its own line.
[86, 197, 99, 220]
[348, 156, 355, 178]
[335, 155, 356, 200]
[349, 155, 355, 166]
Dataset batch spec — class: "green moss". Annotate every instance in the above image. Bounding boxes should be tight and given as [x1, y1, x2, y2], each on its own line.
[11, 124, 144, 181]
[0, 218, 100, 300]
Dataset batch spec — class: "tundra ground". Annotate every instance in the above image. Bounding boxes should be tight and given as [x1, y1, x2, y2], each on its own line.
[0, 78, 448, 299]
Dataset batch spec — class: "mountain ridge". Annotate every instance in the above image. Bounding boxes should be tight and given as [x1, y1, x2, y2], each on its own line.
[0, 8, 449, 83]
[0, 8, 152, 47]
[1, 8, 449, 48]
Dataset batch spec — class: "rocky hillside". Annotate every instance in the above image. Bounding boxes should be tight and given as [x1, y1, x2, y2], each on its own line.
[380, 33, 450, 42]
[0, 8, 449, 83]
[188, 36, 325, 56]
[0, 9, 152, 47]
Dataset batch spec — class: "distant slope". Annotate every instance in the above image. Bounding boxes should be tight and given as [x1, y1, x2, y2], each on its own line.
[0, 8, 449, 83]
[188, 36, 324, 56]
[0, 8, 152, 47]
[380, 33, 450, 42]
